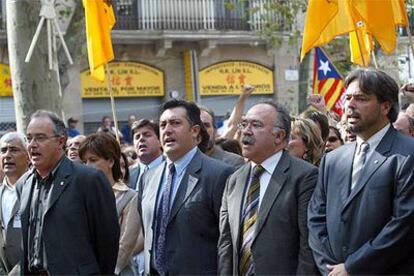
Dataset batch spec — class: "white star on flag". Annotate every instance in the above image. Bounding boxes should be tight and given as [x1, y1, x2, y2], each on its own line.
[318, 60, 331, 76]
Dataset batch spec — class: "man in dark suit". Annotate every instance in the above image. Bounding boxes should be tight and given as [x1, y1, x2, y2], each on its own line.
[128, 119, 163, 191]
[199, 107, 245, 170]
[218, 102, 318, 275]
[17, 110, 119, 275]
[0, 132, 30, 274]
[308, 69, 414, 275]
[140, 100, 234, 275]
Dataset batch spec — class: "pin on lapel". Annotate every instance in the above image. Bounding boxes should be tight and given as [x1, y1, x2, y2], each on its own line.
[60, 181, 65, 186]
[374, 160, 379, 164]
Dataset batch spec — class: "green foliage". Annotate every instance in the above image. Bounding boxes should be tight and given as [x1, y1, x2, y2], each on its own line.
[225, 0, 307, 48]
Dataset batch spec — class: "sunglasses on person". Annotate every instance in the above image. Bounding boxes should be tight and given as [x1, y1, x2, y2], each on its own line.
[327, 136, 339, 143]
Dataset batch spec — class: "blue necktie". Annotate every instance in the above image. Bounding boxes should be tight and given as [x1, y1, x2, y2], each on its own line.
[155, 163, 175, 275]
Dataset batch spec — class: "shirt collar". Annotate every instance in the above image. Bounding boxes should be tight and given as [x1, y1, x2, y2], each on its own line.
[1, 177, 15, 191]
[166, 146, 198, 177]
[356, 123, 390, 151]
[251, 150, 283, 176]
[33, 154, 65, 182]
[140, 154, 163, 171]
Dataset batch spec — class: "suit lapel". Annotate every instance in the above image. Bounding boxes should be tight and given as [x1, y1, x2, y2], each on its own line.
[341, 127, 395, 213]
[20, 172, 35, 232]
[230, 164, 250, 252]
[338, 144, 356, 206]
[168, 151, 202, 224]
[253, 151, 289, 242]
[44, 157, 72, 216]
[0, 185, 5, 229]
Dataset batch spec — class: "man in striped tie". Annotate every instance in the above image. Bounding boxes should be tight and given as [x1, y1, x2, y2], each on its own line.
[218, 101, 319, 275]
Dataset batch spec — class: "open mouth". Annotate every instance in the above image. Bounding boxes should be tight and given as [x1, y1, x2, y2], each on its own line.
[164, 137, 175, 145]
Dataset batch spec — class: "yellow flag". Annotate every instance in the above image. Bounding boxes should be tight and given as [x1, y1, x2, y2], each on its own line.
[301, 0, 356, 61]
[351, 0, 396, 54]
[391, 0, 408, 27]
[350, 25, 373, 66]
[83, 0, 116, 82]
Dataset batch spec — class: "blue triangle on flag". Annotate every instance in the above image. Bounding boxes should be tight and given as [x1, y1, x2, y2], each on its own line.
[315, 47, 342, 80]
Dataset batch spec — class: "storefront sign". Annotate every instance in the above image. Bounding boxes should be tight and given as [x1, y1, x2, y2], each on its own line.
[0, 64, 12, 97]
[81, 62, 165, 98]
[199, 61, 274, 95]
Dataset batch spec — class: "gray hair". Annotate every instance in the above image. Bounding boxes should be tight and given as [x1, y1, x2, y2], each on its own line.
[253, 101, 291, 142]
[0, 132, 28, 149]
[30, 110, 67, 137]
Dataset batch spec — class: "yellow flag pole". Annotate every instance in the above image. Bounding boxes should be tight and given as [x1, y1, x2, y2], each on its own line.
[105, 64, 120, 144]
[354, 30, 367, 67]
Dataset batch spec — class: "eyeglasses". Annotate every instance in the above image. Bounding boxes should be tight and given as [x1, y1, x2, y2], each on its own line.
[237, 120, 283, 131]
[327, 136, 339, 143]
[26, 134, 60, 144]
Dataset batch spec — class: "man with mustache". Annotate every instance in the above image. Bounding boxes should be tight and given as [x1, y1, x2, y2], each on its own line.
[0, 132, 29, 274]
[308, 69, 414, 276]
[140, 100, 233, 275]
[17, 110, 119, 275]
[199, 107, 245, 169]
[218, 101, 319, 275]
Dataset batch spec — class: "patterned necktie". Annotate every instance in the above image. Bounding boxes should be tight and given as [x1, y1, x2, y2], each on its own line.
[239, 165, 265, 276]
[351, 142, 370, 190]
[155, 163, 175, 275]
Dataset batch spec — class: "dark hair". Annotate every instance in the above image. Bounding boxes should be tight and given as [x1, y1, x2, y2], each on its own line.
[344, 68, 399, 123]
[131, 119, 160, 140]
[328, 126, 344, 145]
[78, 133, 122, 182]
[120, 152, 129, 182]
[101, 116, 111, 123]
[160, 99, 209, 153]
[198, 106, 217, 129]
[31, 110, 67, 137]
[252, 101, 291, 142]
[216, 138, 242, 156]
[301, 110, 330, 142]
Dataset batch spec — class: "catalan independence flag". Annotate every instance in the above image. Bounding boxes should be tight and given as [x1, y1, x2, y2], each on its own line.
[313, 47, 345, 116]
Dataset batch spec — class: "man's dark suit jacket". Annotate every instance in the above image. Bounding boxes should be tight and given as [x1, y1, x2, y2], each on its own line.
[0, 183, 21, 274]
[17, 156, 120, 275]
[140, 149, 234, 275]
[308, 127, 414, 275]
[218, 150, 319, 275]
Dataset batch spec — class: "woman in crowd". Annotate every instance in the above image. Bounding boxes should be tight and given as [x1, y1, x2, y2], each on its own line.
[78, 133, 143, 275]
[325, 126, 344, 153]
[288, 118, 324, 166]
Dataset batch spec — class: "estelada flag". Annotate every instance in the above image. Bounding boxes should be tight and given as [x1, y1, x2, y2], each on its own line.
[313, 47, 345, 116]
[83, 0, 116, 82]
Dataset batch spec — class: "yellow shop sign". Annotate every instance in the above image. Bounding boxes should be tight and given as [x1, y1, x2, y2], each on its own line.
[199, 61, 274, 96]
[81, 62, 165, 98]
[0, 64, 12, 97]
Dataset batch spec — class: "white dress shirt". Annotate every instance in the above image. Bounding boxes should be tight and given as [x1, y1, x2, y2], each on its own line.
[355, 123, 390, 163]
[250, 150, 283, 208]
[1, 178, 17, 234]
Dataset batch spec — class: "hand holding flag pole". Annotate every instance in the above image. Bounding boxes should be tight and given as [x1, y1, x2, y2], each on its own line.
[25, 0, 73, 68]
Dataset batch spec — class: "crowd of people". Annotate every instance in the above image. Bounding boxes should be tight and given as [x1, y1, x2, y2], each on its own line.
[0, 68, 414, 275]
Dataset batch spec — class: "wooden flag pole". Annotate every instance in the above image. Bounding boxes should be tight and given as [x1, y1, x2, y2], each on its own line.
[105, 64, 121, 144]
[371, 51, 378, 68]
[405, 25, 414, 62]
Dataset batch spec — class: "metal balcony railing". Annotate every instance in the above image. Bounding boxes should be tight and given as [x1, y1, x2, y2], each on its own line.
[112, 0, 290, 32]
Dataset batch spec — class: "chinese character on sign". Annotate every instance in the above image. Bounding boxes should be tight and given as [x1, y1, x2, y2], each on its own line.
[226, 74, 235, 84]
[238, 74, 246, 85]
[112, 75, 121, 85]
[124, 75, 133, 86]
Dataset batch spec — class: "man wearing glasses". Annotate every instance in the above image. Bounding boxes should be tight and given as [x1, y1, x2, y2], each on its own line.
[218, 101, 319, 275]
[17, 110, 119, 275]
[0, 132, 29, 274]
